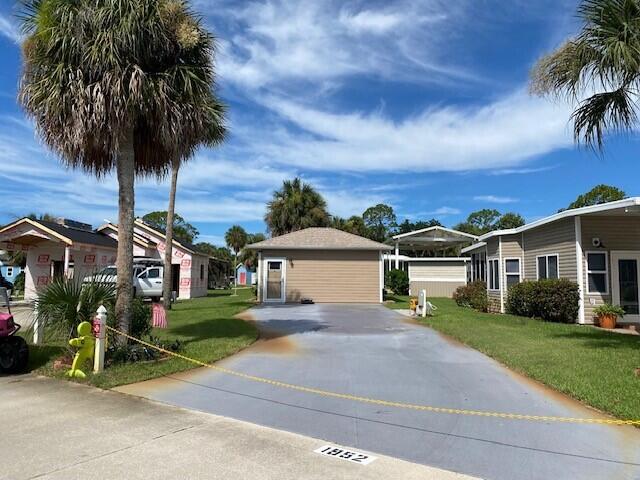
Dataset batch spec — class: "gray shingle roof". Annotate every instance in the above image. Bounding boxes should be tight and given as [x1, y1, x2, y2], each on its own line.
[247, 228, 393, 251]
[39, 221, 117, 248]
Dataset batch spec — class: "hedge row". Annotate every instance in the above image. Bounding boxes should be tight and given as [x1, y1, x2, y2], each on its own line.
[506, 279, 580, 323]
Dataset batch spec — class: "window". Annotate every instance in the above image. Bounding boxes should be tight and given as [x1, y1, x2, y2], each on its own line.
[5, 267, 13, 277]
[146, 268, 160, 279]
[488, 258, 500, 290]
[537, 254, 559, 280]
[200, 264, 205, 281]
[587, 251, 608, 294]
[504, 258, 521, 289]
[269, 261, 281, 271]
[470, 252, 486, 282]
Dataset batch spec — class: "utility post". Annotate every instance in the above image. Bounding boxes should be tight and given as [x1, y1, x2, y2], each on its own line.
[93, 305, 107, 373]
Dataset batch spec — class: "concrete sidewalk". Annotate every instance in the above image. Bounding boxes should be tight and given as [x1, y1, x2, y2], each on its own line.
[1, 375, 477, 480]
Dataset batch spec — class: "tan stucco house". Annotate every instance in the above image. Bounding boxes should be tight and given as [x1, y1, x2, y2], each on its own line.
[461, 197, 640, 325]
[248, 227, 392, 303]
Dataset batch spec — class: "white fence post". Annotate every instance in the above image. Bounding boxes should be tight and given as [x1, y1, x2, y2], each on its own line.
[93, 305, 107, 373]
[32, 304, 44, 345]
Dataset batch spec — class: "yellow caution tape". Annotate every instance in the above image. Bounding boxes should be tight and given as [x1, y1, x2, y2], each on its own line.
[105, 325, 640, 426]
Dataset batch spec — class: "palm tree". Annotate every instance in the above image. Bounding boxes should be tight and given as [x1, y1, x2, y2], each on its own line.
[19, 0, 225, 343]
[238, 233, 266, 270]
[265, 178, 330, 236]
[530, 0, 640, 149]
[225, 225, 248, 296]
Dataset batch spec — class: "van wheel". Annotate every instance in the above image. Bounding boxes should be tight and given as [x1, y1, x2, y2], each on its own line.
[152, 296, 160, 303]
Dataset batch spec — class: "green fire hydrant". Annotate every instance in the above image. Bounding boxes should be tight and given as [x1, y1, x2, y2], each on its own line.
[67, 321, 95, 379]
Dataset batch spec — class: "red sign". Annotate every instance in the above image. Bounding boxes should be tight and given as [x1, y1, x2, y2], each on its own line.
[181, 259, 191, 268]
[101, 255, 108, 265]
[37, 254, 50, 265]
[84, 254, 96, 265]
[92, 317, 101, 336]
[37, 276, 50, 286]
[180, 278, 191, 287]
[157, 242, 166, 252]
[175, 250, 185, 258]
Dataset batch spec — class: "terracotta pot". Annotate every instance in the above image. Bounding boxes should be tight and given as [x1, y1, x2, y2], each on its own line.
[598, 313, 617, 329]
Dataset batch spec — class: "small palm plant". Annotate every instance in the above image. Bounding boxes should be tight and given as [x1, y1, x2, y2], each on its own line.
[34, 277, 116, 340]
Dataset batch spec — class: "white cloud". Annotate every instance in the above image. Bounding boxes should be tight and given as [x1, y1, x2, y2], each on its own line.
[430, 207, 461, 215]
[212, 0, 477, 89]
[244, 89, 573, 173]
[473, 195, 518, 204]
[0, 14, 22, 44]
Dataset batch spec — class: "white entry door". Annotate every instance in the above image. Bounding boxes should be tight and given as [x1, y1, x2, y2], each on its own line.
[611, 251, 640, 323]
[263, 258, 286, 303]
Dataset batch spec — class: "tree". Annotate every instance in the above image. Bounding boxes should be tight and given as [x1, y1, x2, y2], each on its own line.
[331, 215, 368, 237]
[225, 225, 248, 295]
[265, 178, 330, 235]
[530, 0, 640, 149]
[363, 204, 396, 242]
[142, 211, 199, 244]
[495, 212, 525, 230]
[27, 213, 57, 222]
[19, 0, 225, 343]
[396, 218, 442, 235]
[565, 184, 627, 210]
[239, 233, 266, 269]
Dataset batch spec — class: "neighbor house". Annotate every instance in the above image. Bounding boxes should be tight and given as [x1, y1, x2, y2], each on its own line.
[384, 226, 476, 297]
[235, 263, 255, 286]
[0, 261, 22, 284]
[0, 216, 214, 301]
[248, 227, 392, 303]
[461, 197, 640, 325]
[97, 219, 211, 299]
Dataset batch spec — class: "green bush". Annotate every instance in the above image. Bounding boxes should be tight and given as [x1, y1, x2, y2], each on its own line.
[453, 281, 488, 312]
[385, 269, 409, 295]
[506, 279, 579, 323]
[13, 271, 25, 294]
[593, 303, 626, 317]
[106, 297, 152, 339]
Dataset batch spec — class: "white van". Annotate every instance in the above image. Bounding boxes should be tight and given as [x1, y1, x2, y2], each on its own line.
[84, 262, 164, 300]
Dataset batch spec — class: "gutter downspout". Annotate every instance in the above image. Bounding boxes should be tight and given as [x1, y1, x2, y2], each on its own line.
[575, 216, 585, 324]
[499, 236, 504, 313]
[395, 240, 399, 269]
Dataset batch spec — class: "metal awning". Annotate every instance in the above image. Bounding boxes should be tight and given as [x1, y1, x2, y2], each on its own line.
[392, 226, 478, 251]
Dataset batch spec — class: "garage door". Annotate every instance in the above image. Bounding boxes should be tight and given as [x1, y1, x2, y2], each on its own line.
[276, 250, 381, 303]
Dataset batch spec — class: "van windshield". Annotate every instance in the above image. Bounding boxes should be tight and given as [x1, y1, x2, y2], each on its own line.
[98, 267, 117, 276]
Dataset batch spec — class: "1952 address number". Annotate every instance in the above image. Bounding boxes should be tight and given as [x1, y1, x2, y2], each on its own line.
[314, 445, 377, 465]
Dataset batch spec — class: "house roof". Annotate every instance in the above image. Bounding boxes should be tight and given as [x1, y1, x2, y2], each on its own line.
[0, 218, 117, 248]
[477, 197, 640, 242]
[247, 227, 393, 251]
[460, 241, 487, 254]
[97, 223, 157, 249]
[133, 219, 204, 256]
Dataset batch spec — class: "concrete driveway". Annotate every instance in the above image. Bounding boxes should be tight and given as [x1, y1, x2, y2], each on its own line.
[116, 304, 640, 480]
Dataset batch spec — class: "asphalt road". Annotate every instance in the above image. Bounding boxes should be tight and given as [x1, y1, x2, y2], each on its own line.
[116, 304, 640, 480]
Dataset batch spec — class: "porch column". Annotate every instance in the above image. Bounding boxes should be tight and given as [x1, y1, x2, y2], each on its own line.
[63, 245, 71, 277]
[395, 241, 399, 269]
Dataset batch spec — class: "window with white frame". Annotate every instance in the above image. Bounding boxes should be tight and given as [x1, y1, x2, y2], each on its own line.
[5, 267, 13, 277]
[586, 251, 608, 294]
[504, 258, 521, 289]
[537, 254, 559, 280]
[488, 258, 500, 290]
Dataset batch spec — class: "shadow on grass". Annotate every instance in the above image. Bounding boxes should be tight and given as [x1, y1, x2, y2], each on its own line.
[168, 317, 258, 345]
[26, 344, 66, 371]
[549, 329, 640, 350]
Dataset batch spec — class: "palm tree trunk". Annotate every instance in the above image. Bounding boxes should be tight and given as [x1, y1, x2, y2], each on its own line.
[163, 161, 179, 310]
[115, 135, 135, 346]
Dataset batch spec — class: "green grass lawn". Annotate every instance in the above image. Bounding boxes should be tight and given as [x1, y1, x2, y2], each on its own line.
[386, 295, 640, 421]
[33, 288, 258, 389]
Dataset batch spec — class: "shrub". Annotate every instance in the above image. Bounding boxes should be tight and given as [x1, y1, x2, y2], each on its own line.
[593, 303, 626, 318]
[13, 271, 25, 294]
[106, 335, 181, 365]
[453, 281, 488, 312]
[106, 297, 152, 339]
[506, 279, 579, 323]
[385, 269, 409, 295]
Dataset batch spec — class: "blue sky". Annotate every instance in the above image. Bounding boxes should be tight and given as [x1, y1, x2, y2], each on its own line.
[0, 0, 638, 247]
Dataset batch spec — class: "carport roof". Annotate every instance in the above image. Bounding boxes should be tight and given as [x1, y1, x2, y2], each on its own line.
[247, 227, 393, 251]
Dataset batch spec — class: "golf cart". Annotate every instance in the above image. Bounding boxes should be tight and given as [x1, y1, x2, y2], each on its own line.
[0, 287, 28, 374]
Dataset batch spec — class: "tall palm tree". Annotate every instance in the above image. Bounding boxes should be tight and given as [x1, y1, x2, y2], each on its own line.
[162, 160, 180, 310]
[265, 178, 330, 236]
[225, 225, 248, 296]
[530, 0, 640, 149]
[19, 0, 225, 343]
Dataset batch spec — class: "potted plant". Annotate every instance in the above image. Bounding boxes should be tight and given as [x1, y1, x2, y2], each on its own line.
[593, 304, 625, 329]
